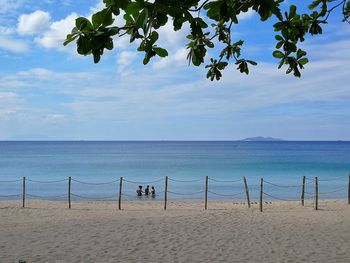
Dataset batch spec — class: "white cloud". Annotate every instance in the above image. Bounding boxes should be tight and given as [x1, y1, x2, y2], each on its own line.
[153, 48, 187, 69]
[0, 26, 14, 35]
[17, 10, 51, 35]
[0, 36, 28, 53]
[0, 67, 98, 92]
[117, 51, 137, 76]
[158, 20, 187, 46]
[238, 9, 255, 20]
[0, 92, 22, 120]
[18, 68, 55, 79]
[36, 13, 78, 49]
[0, 91, 19, 100]
[89, 1, 106, 14]
[0, 0, 23, 14]
[44, 114, 65, 121]
[117, 51, 137, 67]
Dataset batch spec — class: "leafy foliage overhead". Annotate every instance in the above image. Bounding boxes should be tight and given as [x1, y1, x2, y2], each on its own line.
[64, 0, 350, 80]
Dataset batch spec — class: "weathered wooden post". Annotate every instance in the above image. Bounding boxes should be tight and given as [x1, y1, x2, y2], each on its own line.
[315, 176, 318, 210]
[301, 176, 306, 206]
[164, 176, 168, 210]
[243, 176, 251, 208]
[22, 176, 26, 208]
[205, 176, 208, 210]
[348, 174, 350, 205]
[260, 178, 263, 212]
[118, 177, 123, 210]
[68, 176, 71, 209]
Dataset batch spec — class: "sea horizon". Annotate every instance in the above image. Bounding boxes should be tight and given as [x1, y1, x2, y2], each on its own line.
[1, 139, 350, 142]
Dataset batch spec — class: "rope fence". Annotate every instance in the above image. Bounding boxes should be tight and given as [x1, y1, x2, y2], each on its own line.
[208, 177, 242, 183]
[26, 178, 68, 184]
[0, 173, 349, 211]
[26, 193, 68, 200]
[0, 179, 22, 183]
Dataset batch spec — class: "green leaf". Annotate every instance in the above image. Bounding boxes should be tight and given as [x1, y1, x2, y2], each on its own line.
[149, 31, 159, 45]
[216, 62, 228, 70]
[247, 60, 257, 66]
[135, 8, 148, 29]
[93, 52, 101, 63]
[275, 41, 283, 49]
[153, 47, 168, 57]
[77, 35, 92, 55]
[105, 38, 114, 50]
[92, 8, 114, 28]
[289, 5, 297, 18]
[298, 58, 309, 65]
[308, 0, 322, 10]
[63, 32, 79, 46]
[75, 17, 93, 32]
[275, 35, 283, 41]
[273, 50, 284, 59]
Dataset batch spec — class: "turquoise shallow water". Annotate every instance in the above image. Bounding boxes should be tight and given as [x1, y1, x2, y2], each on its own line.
[0, 141, 349, 201]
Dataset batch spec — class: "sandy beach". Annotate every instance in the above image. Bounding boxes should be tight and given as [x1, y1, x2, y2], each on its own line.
[1, 199, 350, 262]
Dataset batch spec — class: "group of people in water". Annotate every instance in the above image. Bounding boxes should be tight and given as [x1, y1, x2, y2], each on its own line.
[136, 185, 156, 198]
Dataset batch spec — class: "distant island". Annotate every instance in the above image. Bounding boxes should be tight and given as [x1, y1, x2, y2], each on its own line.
[241, 136, 284, 141]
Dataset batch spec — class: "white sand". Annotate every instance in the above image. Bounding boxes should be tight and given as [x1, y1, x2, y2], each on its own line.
[1, 199, 350, 262]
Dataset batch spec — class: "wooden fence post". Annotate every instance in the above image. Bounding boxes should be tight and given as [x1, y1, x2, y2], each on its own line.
[164, 176, 168, 210]
[205, 176, 208, 210]
[301, 176, 306, 206]
[348, 174, 350, 205]
[243, 176, 251, 208]
[260, 178, 263, 212]
[22, 176, 26, 208]
[315, 176, 318, 210]
[118, 177, 123, 210]
[68, 176, 71, 209]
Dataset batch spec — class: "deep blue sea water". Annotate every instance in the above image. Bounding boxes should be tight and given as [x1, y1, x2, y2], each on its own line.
[0, 141, 349, 201]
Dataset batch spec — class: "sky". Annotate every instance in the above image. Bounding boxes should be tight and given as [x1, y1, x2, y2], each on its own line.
[0, 0, 349, 140]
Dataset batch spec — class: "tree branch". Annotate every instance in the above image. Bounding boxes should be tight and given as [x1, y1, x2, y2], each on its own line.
[188, 0, 211, 12]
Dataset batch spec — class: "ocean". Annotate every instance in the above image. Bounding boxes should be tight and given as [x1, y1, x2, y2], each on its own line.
[0, 141, 349, 201]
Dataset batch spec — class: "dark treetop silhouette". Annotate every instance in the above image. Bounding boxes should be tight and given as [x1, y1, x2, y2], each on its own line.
[64, 0, 350, 80]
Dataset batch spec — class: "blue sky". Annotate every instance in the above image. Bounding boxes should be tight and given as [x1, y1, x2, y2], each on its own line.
[0, 0, 349, 140]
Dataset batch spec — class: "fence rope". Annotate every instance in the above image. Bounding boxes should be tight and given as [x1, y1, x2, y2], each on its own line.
[319, 186, 347, 195]
[0, 179, 22, 183]
[121, 192, 136, 198]
[26, 193, 67, 199]
[168, 178, 201, 183]
[247, 186, 260, 191]
[71, 178, 119, 185]
[208, 190, 244, 197]
[27, 178, 68, 184]
[305, 177, 315, 181]
[0, 194, 22, 198]
[168, 190, 205, 196]
[263, 192, 300, 202]
[304, 191, 315, 196]
[264, 180, 305, 188]
[71, 193, 116, 200]
[318, 175, 349, 182]
[123, 178, 164, 184]
[208, 177, 242, 183]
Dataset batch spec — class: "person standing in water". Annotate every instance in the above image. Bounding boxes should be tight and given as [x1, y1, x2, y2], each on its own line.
[144, 185, 150, 196]
[151, 186, 156, 198]
[136, 185, 143, 196]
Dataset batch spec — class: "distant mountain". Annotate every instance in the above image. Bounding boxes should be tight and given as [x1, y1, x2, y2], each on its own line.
[241, 136, 284, 142]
